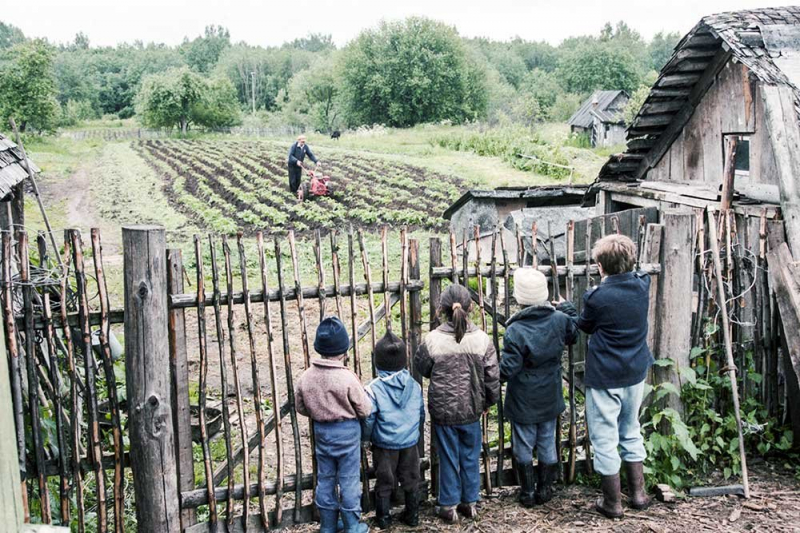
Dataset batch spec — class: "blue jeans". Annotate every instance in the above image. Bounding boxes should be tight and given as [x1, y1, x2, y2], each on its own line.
[314, 419, 362, 512]
[434, 421, 482, 507]
[586, 380, 647, 476]
[511, 418, 557, 465]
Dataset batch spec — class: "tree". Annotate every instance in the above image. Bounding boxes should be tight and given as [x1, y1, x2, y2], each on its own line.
[622, 84, 650, 124]
[518, 68, 562, 120]
[136, 67, 240, 133]
[340, 17, 487, 127]
[285, 33, 335, 53]
[648, 31, 682, 71]
[0, 39, 59, 133]
[182, 25, 231, 73]
[284, 55, 342, 132]
[0, 22, 25, 49]
[556, 42, 643, 94]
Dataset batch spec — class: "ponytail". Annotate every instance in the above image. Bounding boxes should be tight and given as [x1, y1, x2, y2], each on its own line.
[439, 284, 472, 343]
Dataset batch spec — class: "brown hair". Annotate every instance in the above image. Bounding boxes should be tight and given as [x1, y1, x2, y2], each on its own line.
[439, 284, 473, 343]
[592, 234, 637, 275]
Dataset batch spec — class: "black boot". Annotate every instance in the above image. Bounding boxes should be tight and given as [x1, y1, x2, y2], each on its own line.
[516, 462, 537, 507]
[623, 461, 651, 510]
[374, 496, 392, 529]
[399, 490, 420, 527]
[535, 462, 558, 504]
[596, 473, 624, 519]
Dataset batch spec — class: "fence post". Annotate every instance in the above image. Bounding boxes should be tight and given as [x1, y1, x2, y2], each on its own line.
[409, 239, 423, 457]
[167, 249, 196, 529]
[653, 211, 695, 415]
[0, 318, 24, 529]
[123, 226, 180, 533]
[427, 237, 441, 499]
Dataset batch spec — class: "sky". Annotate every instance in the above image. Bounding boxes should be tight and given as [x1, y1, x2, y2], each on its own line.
[3, 0, 795, 48]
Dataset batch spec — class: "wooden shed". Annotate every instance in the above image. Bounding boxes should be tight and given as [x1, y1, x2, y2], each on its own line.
[568, 90, 629, 147]
[588, 7, 800, 439]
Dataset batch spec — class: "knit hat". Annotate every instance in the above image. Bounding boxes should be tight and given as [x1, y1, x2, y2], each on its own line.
[514, 267, 549, 306]
[314, 316, 350, 357]
[374, 330, 407, 372]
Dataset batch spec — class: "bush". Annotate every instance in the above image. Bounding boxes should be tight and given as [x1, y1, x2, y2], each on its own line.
[57, 99, 96, 127]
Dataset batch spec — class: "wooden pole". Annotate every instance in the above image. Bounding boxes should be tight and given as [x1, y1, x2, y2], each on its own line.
[531, 221, 538, 268]
[274, 238, 304, 522]
[208, 236, 236, 525]
[237, 233, 269, 530]
[429, 237, 442, 498]
[381, 227, 392, 330]
[358, 230, 378, 378]
[473, 226, 492, 495]
[566, 221, 577, 484]
[192, 236, 218, 527]
[449, 230, 458, 284]
[720, 137, 738, 212]
[70, 230, 105, 530]
[706, 210, 750, 499]
[91, 229, 126, 532]
[490, 228, 505, 489]
[0, 306, 25, 529]
[399, 229, 410, 366]
[583, 218, 594, 475]
[122, 225, 180, 532]
[222, 236, 250, 529]
[408, 238, 423, 450]
[547, 222, 563, 479]
[313, 230, 327, 321]
[19, 231, 51, 524]
[257, 232, 284, 525]
[330, 231, 345, 320]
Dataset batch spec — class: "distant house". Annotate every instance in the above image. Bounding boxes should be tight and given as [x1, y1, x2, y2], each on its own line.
[568, 90, 629, 148]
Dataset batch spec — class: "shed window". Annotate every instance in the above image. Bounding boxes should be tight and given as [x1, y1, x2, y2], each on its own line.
[734, 136, 750, 174]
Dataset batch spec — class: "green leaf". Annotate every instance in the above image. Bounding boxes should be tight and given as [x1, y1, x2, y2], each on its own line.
[659, 382, 681, 398]
[690, 346, 706, 359]
[723, 467, 732, 479]
[680, 366, 697, 385]
[653, 358, 674, 368]
[670, 456, 680, 470]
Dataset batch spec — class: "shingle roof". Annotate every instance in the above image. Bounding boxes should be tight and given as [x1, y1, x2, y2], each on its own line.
[0, 133, 38, 200]
[598, 6, 800, 182]
[568, 90, 628, 129]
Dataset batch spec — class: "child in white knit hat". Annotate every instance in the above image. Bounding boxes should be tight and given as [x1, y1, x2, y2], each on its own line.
[500, 267, 578, 507]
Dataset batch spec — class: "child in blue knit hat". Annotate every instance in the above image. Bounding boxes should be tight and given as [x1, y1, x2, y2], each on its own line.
[296, 316, 372, 533]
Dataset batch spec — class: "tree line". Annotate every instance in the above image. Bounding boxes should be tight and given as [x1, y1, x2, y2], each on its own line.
[0, 18, 679, 134]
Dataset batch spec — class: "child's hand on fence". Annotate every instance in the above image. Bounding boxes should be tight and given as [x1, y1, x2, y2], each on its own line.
[551, 295, 565, 305]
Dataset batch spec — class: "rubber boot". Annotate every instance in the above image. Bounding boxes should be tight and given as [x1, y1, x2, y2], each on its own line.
[374, 497, 392, 529]
[516, 462, 537, 507]
[596, 473, 624, 519]
[319, 508, 341, 533]
[435, 505, 459, 524]
[457, 502, 478, 520]
[341, 510, 369, 533]
[623, 461, 651, 510]
[400, 490, 420, 527]
[535, 462, 558, 504]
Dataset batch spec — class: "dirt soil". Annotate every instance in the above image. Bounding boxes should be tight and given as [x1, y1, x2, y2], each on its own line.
[286, 461, 800, 533]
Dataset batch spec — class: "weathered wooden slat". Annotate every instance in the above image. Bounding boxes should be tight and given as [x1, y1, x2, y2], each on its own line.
[208, 235, 237, 525]
[122, 225, 180, 532]
[256, 232, 283, 525]
[193, 235, 218, 526]
[237, 233, 269, 531]
[357, 230, 378, 378]
[431, 263, 661, 279]
[70, 230, 104, 530]
[408, 238, 423, 458]
[91, 229, 125, 533]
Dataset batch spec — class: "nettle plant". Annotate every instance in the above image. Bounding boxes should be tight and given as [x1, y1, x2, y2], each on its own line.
[642, 322, 794, 491]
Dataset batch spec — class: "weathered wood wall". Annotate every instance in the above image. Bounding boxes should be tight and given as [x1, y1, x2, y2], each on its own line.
[647, 59, 780, 187]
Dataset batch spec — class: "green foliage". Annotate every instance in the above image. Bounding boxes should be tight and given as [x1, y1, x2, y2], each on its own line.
[57, 98, 97, 127]
[340, 17, 488, 127]
[557, 43, 642, 94]
[622, 84, 650, 124]
[648, 31, 682, 71]
[431, 126, 573, 179]
[181, 25, 231, 73]
[285, 33, 336, 53]
[642, 330, 795, 491]
[135, 67, 240, 132]
[0, 39, 60, 133]
[0, 21, 25, 49]
[284, 54, 343, 132]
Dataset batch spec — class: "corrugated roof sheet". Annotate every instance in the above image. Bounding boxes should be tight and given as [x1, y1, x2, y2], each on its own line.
[0, 132, 38, 200]
[568, 90, 628, 128]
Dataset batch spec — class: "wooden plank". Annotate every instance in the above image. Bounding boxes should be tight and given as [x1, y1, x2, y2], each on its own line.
[122, 225, 180, 532]
[0, 298, 24, 530]
[642, 224, 663, 355]
[766, 242, 800, 399]
[653, 211, 695, 415]
[761, 85, 800, 256]
[639, 181, 718, 200]
[635, 50, 733, 180]
[166, 248, 196, 530]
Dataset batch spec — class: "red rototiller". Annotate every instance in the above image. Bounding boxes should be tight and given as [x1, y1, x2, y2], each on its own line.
[298, 163, 335, 201]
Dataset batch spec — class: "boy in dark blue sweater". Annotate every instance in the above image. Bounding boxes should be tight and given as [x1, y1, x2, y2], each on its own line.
[574, 234, 653, 519]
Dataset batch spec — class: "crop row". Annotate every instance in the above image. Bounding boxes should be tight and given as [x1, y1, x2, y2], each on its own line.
[137, 140, 464, 233]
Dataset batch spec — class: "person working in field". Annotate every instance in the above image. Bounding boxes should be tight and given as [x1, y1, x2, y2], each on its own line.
[287, 134, 319, 198]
